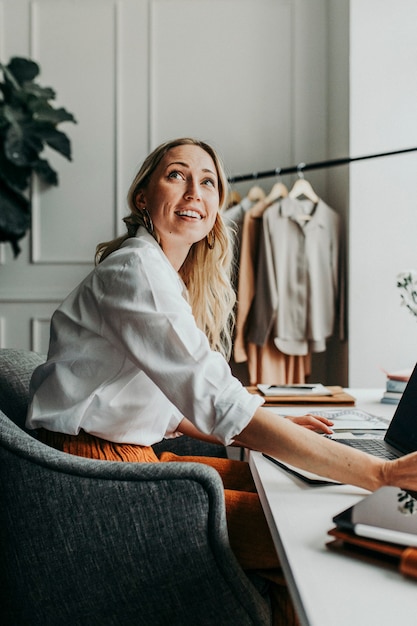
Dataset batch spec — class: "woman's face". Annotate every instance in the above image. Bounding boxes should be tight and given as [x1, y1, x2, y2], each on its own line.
[136, 144, 220, 269]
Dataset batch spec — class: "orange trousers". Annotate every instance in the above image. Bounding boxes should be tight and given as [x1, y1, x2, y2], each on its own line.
[39, 429, 299, 625]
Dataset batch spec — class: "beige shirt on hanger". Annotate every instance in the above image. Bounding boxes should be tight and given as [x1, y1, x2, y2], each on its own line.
[248, 196, 344, 356]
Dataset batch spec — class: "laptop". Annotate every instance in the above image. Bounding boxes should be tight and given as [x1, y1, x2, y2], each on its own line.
[334, 362, 417, 459]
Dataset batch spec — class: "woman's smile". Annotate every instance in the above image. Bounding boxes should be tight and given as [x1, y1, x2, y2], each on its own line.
[175, 209, 203, 219]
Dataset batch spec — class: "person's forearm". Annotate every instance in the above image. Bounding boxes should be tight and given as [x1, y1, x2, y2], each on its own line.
[236, 407, 386, 492]
[177, 417, 225, 444]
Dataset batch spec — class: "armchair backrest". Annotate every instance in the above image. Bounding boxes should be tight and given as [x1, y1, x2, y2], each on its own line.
[0, 410, 270, 625]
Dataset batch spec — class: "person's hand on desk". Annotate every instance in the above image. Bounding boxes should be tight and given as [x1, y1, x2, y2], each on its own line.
[383, 455, 417, 495]
[285, 413, 334, 434]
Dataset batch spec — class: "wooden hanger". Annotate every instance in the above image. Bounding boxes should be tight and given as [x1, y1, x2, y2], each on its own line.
[287, 166, 318, 222]
[289, 164, 318, 202]
[289, 178, 319, 203]
[247, 185, 266, 202]
[249, 182, 288, 218]
[226, 189, 242, 209]
[266, 181, 288, 204]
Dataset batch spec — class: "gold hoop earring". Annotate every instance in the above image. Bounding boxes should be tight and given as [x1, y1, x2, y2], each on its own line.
[206, 229, 215, 250]
[142, 208, 154, 235]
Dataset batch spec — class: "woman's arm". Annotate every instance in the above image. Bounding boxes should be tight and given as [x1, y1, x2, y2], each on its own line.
[234, 406, 417, 493]
[177, 412, 334, 445]
[177, 417, 227, 444]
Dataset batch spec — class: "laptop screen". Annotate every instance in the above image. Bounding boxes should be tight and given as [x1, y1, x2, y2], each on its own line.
[385, 362, 417, 454]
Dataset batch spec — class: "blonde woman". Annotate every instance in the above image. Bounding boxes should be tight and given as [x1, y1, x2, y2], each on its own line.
[27, 138, 417, 625]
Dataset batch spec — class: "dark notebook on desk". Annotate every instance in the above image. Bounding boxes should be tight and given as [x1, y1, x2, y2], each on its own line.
[335, 362, 417, 459]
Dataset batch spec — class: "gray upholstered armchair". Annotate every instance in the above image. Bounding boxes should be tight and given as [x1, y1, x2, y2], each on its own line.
[0, 349, 271, 625]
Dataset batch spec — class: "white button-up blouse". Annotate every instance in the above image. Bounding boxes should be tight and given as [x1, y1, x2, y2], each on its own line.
[26, 228, 263, 446]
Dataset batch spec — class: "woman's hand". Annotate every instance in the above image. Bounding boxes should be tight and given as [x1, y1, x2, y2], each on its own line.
[382, 452, 417, 494]
[285, 413, 334, 434]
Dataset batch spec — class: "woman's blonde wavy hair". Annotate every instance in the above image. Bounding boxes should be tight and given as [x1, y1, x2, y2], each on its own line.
[95, 137, 236, 359]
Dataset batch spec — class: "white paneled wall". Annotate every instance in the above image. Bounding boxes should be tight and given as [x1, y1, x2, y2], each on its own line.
[0, 0, 149, 352]
[30, 0, 117, 263]
[1, 301, 59, 353]
[1, 0, 340, 370]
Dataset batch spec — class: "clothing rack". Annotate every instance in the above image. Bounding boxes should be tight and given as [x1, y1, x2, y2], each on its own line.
[227, 146, 417, 183]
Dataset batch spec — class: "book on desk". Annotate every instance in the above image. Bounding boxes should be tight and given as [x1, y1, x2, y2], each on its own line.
[380, 367, 412, 405]
[247, 384, 356, 405]
[327, 487, 417, 581]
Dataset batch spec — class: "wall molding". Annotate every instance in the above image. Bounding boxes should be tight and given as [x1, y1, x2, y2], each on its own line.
[0, 292, 65, 302]
[30, 317, 50, 352]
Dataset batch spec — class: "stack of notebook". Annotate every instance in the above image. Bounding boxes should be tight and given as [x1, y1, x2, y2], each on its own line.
[327, 487, 417, 581]
[381, 368, 412, 405]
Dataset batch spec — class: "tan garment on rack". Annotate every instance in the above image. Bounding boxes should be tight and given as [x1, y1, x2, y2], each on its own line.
[246, 335, 311, 386]
[234, 198, 310, 385]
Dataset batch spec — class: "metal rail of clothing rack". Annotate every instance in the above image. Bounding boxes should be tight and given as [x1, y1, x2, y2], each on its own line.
[227, 146, 417, 183]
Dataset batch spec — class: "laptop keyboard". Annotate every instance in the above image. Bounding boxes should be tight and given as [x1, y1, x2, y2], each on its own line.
[337, 438, 399, 460]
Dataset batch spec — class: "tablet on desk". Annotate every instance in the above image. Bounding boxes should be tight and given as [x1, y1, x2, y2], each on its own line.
[257, 383, 332, 396]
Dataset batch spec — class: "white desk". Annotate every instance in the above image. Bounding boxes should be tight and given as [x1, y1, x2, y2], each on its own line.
[249, 389, 416, 626]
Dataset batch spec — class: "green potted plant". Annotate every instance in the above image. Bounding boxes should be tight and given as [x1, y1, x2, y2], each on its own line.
[0, 56, 76, 256]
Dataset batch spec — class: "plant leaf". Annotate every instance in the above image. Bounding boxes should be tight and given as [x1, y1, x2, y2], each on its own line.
[4, 123, 43, 166]
[3, 103, 26, 126]
[0, 111, 9, 131]
[0, 179, 30, 257]
[33, 158, 58, 186]
[31, 122, 72, 160]
[24, 82, 56, 100]
[6, 57, 40, 85]
[30, 100, 76, 125]
[0, 147, 31, 191]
